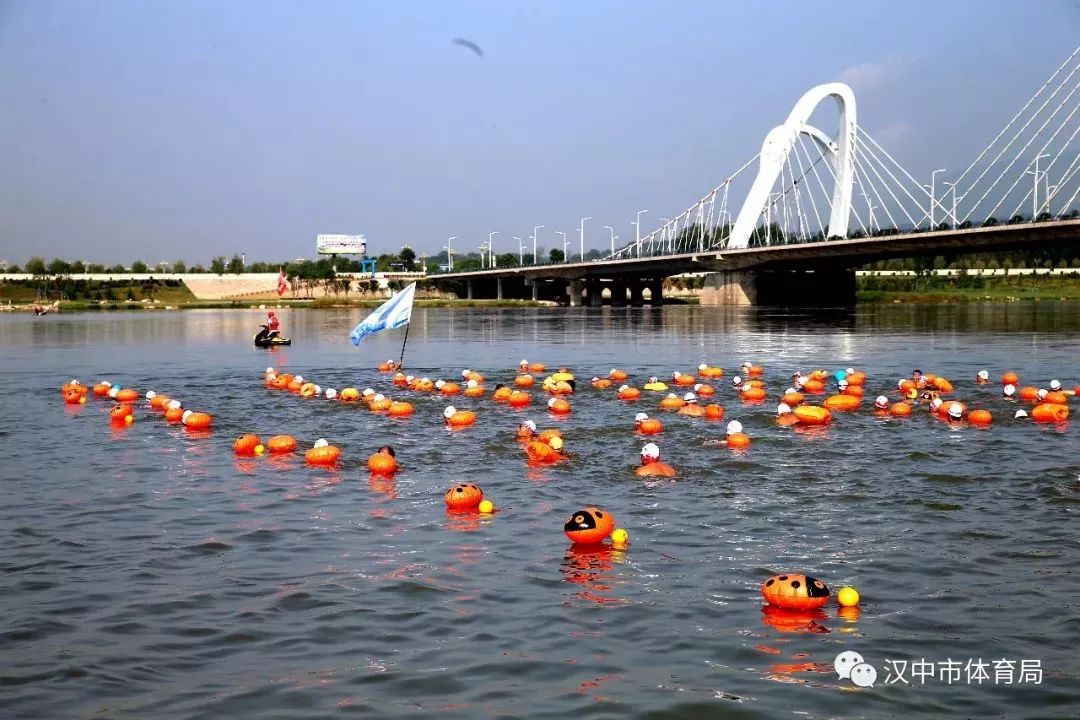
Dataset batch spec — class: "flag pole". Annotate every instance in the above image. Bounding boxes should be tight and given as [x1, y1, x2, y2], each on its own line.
[398, 321, 411, 369]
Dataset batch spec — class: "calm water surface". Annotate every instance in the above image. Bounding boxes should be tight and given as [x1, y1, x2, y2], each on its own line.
[1, 305, 1079, 719]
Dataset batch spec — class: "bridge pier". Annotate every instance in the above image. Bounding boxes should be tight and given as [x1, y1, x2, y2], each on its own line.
[629, 279, 644, 307]
[647, 279, 663, 306]
[700, 269, 855, 306]
[466, 279, 474, 300]
[587, 279, 602, 307]
[611, 278, 627, 307]
[568, 279, 584, 307]
[701, 271, 758, 306]
[496, 277, 504, 300]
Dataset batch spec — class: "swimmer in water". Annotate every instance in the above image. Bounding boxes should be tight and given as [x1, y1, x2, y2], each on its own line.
[677, 392, 705, 417]
[912, 369, 927, 390]
[635, 443, 676, 477]
[776, 402, 799, 426]
[976, 369, 990, 384]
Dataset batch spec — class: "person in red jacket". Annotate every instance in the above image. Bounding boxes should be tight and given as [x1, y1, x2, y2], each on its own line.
[267, 311, 280, 332]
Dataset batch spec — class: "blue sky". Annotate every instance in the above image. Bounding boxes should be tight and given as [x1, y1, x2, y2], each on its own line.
[1, 0, 1078, 264]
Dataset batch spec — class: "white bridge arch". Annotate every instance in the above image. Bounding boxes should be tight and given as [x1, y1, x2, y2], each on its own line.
[728, 82, 857, 248]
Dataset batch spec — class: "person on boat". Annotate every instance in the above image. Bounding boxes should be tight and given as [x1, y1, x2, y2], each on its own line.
[267, 311, 280, 332]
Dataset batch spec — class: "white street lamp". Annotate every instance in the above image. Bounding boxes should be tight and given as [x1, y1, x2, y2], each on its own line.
[556, 231, 567, 263]
[532, 225, 544, 266]
[514, 236, 524, 266]
[942, 181, 961, 230]
[634, 209, 648, 257]
[445, 236, 457, 271]
[603, 225, 617, 256]
[1027, 153, 1050, 218]
[488, 232, 499, 269]
[579, 217, 591, 261]
[929, 168, 946, 228]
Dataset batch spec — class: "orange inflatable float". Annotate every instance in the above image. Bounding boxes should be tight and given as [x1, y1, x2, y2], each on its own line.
[693, 383, 715, 397]
[740, 387, 766, 402]
[444, 407, 476, 427]
[164, 402, 184, 423]
[846, 371, 866, 386]
[744, 365, 764, 378]
[1019, 386, 1039, 401]
[1031, 403, 1069, 422]
[149, 393, 169, 410]
[782, 391, 804, 406]
[591, 377, 612, 389]
[889, 402, 912, 417]
[438, 381, 461, 396]
[110, 404, 133, 422]
[378, 360, 397, 372]
[299, 382, 318, 397]
[508, 391, 531, 408]
[823, 394, 859, 411]
[704, 404, 725, 420]
[547, 397, 571, 415]
[305, 439, 341, 465]
[526, 438, 565, 464]
[233, 434, 261, 455]
[808, 370, 828, 382]
[635, 413, 663, 435]
[464, 383, 485, 398]
[793, 405, 832, 425]
[659, 394, 685, 410]
[1002, 371, 1019, 386]
[182, 411, 213, 430]
[493, 386, 513, 402]
[445, 483, 484, 510]
[369, 396, 393, 412]
[267, 435, 298, 454]
[367, 447, 398, 475]
[514, 374, 535, 388]
[931, 377, 953, 393]
[761, 574, 830, 611]
[843, 385, 864, 398]
[63, 387, 85, 404]
[1045, 391, 1068, 405]
[564, 507, 615, 545]
[801, 379, 825, 394]
[392, 373, 408, 387]
[339, 388, 361, 402]
[92, 382, 112, 397]
[609, 369, 629, 381]
[617, 385, 641, 401]
[387, 401, 414, 417]
[528, 363, 546, 373]
[672, 372, 696, 387]
[968, 409, 992, 426]
[116, 388, 139, 403]
[727, 432, 751, 448]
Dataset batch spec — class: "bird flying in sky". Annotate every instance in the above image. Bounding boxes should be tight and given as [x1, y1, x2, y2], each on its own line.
[452, 38, 484, 57]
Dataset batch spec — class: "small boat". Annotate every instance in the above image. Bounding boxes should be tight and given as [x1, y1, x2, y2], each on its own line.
[254, 325, 292, 348]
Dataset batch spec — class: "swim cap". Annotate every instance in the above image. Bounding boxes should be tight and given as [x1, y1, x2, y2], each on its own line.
[1050, 379, 1062, 391]
[294, 376, 303, 383]
[671, 371, 681, 379]
[373, 393, 385, 402]
[265, 367, 274, 374]
[405, 375, 414, 383]
[837, 379, 849, 389]
[835, 370, 847, 381]
[313, 385, 321, 395]
[875, 395, 889, 409]
[363, 388, 374, 396]
[929, 398, 943, 411]
[641, 443, 660, 459]
[547, 397, 558, 408]
[548, 436, 564, 452]
[101, 381, 112, 388]
[698, 363, 707, 371]
[314, 438, 328, 448]
[108, 387, 119, 398]
[167, 399, 181, 410]
[741, 361, 752, 368]
[181, 410, 193, 423]
[145, 390, 156, 400]
[634, 412, 649, 423]
[649, 376, 659, 383]
[520, 420, 537, 432]
[461, 369, 471, 378]
[897, 378, 907, 389]
[443, 406, 457, 419]
[732, 376, 743, 386]
[1014, 409, 1028, 419]
[466, 379, 478, 388]
[785, 387, 797, 395]
[777, 403, 792, 415]
[1037, 389, 1048, 400]
[683, 392, 697, 403]
[618, 385, 630, 392]
[435, 380, 446, 389]
[977, 370, 989, 380]
[845, 367, 855, 375]
[726, 420, 743, 435]
[947, 402, 963, 419]
[325, 388, 338, 400]
[1003, 384, 1016, 397]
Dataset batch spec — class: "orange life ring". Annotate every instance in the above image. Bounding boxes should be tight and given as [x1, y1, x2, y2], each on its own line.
[823, 394, 859, 411]
[234, 434, 261, 455]
[727, 432, 751, 448]
[1031, 403, 1069, 423]
[889, 402, 912, 417]
[793, 405, 832, 425]
[267, 435, 298, 453]
[367, 451, 398, 475]
[617, 386, 640, 401]
[305, 444, 341, 465]
[761, 574, 830, 611]
[740, 387, 766, 402]
[387, 401, 414, 417]
[564, 507, 614, 545]
[182, 411, 213, 429]
[445, 483, 484, 510]
[637, 418, 663, 435]
[493, 386, 513, 402]
[514, 374, 535, 388]
[659, 394, 685, 410]
[704, 404, 725, 420]
[1002, 371, 1019, 386]
[508, 391, 531, 408]
[968, 409, 992, 426]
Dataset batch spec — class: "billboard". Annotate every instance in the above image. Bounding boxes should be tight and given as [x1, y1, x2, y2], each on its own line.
[316, 234, 367, 256]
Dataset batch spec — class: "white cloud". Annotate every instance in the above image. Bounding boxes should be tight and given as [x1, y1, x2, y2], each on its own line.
[870, 120, 911, 147]
[838, 55, 914, 92]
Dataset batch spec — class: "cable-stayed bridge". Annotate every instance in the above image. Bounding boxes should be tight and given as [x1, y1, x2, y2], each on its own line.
[435, 47, 1080, 305]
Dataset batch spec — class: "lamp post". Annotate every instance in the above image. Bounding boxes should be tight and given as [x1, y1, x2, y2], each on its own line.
[603, 225, 617, 255]
[579, 217, 591, 261]
[868, 204, 878, 234]
[929, 168, 946, 228]
[488, 232, 499, 268]
[1028, 153, 1050, 218]
[445, 236, 457, 271]
[478, 242, 488, 269]
[532, 225, 544, 266]
[660, 217, 672, 253]
[556, 231, 567, 263]
[634, 209, 648, 256]
[514, 237, 524, 266]
[942, 181, 960, 229]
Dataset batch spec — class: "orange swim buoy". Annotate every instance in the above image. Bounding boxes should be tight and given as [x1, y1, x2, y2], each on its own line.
[846, 371, 866, 386]
[808, 370, 828, 382]
[493, 386, 513, 402]
[637, 418, 663, 435]
[445, 409, 477, 427]
[727, 432, 751, 448]
[339, 388, 360, 402]
[968, 409, 992, 426]
[591, 377, 612, 390]
[537, 428, 563, 444]
[368, 451, 398, 475]
[464, 385, 485, 398]
[793, 405, 832, 425]
[378, 361, 396, 372]
[931, 377, 953, 393]
[782, 391, 804, 406]
[564, 507, 614, 545]
[745, 365, 764, 378]
[109, 404, 133, 421]
[761, 574, 830, 611]
[743, 379, 765, 390]
[1031, 403, 1069, 423]
[150, 394, 169, 410]
[299, 382, 318, 397]
[1045, 391, 1068, 405]
[514, 374, 535, 388]
[1002, 371, 1019, 386]
[369, 396, 393, 412]
[843, 385, 864, 398]
[609, 369, 629, 381]
[740, 387, 766, 402]
[525, 439, 564, 464]
[440, 382, 461, 396]
[659, 394, 685, 410]
[617, 386, 640, 401]
[164, 406, 184, 423]
[704, 404, 725, 420]
[392, 372, 408, 387]
[508, 391, 531, 408]
[823, 394, 859, 411]
[116, 388, 139, 403]
[63, 387, 85, 404]
[528, 363, 546, 374]
[445, 483, 484, 510]
[694, 383, 715, 397]
[182, 411, 213, 430]
[267, 435, 298, 453]
[547, 397, 571, 415]
[673, 373, 696, 387]
[801, 379, 825, 395]
[889, 402, 912, 417]
[92, 382, 111, 397]
[305, 442, 341, 465]
[1019, 386, 1039, 401]
[233, 434, 261, 455]
[387, 401, 414, 417]
[287, 378, 303, 393]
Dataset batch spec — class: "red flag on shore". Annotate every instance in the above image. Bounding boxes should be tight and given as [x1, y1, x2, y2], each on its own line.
[277, 268, 287, 296]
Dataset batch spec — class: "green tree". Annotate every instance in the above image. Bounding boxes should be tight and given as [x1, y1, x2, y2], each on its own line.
[71, 260, 86, 273]
[399, 246, 416, 269]
[210, 256, 227, 274]
[190, 264, 206, 273]
[5, 263, 21, 273]
[47, 257, 70, 275]
[26, 256, 47, 275]
[87, 263, 106, 273]
[227, 254, 245, 273]
[173, 260, 187, 273]
[108, 263, 126, 273]
[549, 248, 565, 263]
[131, 260, 148, 273]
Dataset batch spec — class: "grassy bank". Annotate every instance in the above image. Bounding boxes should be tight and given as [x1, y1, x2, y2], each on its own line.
[856, 272, 1080, 303]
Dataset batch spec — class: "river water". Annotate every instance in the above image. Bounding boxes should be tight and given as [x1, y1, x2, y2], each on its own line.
[1, 305, 1078, 719]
